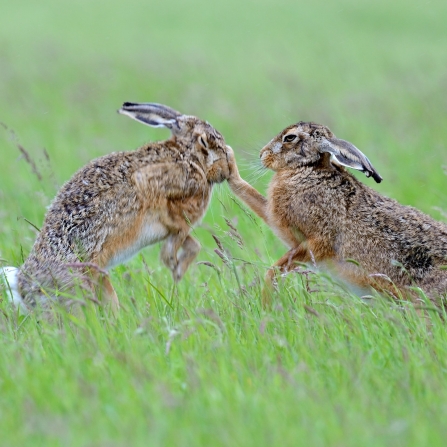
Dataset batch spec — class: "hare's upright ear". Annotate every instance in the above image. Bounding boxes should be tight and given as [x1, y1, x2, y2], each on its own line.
[118, 102, 182, 131]
[317, 137, 383, 183]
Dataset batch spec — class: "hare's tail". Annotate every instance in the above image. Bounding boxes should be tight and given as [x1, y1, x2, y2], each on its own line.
[1, 267, 28, 313]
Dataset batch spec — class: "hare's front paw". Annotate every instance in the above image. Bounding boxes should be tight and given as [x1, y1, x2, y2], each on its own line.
[225, 145, 242, 185]
[160, 245, 178, 272]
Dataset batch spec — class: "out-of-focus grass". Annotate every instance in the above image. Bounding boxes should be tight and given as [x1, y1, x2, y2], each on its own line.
[1, 0, 447, 445]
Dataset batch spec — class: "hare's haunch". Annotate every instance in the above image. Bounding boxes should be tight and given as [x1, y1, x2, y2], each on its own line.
[2, 103, 231, 313]
[228, 121, 447, 306]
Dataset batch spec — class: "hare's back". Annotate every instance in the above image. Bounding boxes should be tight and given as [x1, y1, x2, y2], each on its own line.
[34, 152, 148, 260]
[353, 185, 447, 245]
[345, 185, 447, 278]
[50, 151, 141, 222]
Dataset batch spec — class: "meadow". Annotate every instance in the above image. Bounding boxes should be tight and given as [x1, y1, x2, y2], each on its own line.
[1, 0, 447, 445]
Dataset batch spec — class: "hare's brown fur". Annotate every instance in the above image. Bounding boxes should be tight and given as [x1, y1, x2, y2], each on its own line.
[228, 122, 447, 305]
[12, 103, 230, 312]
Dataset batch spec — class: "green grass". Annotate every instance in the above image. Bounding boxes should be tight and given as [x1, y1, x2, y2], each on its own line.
[1, 0, 447, 445]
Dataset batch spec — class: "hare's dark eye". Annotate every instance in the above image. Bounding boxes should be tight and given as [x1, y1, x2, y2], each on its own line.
[283, 134, 297, 143]
[199, 135, 208, 149]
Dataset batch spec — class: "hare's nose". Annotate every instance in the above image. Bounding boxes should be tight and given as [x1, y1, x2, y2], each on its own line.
[260, 150, 268, 161]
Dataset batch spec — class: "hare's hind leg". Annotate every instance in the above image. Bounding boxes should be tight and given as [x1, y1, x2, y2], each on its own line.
[99, 275, 119, 313]
[91, 271, 119, 314]
[263, 244, 310, 308]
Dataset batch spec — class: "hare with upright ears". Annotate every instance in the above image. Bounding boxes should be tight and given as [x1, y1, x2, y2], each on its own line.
[227, 121, 447, 306]
[1, 103, 231, 313]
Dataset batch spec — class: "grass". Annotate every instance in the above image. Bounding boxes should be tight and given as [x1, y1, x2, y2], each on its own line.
[1, 0, 447, 445]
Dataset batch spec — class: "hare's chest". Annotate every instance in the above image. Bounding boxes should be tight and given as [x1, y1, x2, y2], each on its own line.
[268, 180, 335, 238]
[268, 180, 303, 222]
[170, 189, 212, 225]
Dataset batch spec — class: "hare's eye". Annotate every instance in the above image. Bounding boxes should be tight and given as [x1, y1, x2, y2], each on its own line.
[283, 134, 297, 143]
[199, 135, 208, 149]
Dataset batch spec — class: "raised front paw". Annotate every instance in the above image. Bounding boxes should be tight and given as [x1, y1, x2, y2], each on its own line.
[225, 145, 241, 184]
[160, 247, 178, 272]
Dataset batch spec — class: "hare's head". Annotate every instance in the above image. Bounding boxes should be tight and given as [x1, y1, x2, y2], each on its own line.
[260, 121, 382, 183]
[119, 102, 230, 183]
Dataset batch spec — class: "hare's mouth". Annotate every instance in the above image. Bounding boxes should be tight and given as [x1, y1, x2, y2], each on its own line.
[260, 149, 270, 163]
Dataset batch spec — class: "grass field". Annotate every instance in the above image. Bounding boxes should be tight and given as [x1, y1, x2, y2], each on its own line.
[1, 0, 447, 445]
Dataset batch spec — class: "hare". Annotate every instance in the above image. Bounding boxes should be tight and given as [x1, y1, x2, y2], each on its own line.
[1, 102, 231, 313]
[227, 121, 447, 306]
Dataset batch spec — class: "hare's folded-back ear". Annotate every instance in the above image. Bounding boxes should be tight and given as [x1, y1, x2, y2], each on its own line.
[118, 102, 182, 130]
[318, 137, 383, 183]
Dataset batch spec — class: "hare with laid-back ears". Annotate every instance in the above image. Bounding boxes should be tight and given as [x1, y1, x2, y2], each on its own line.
[227, 121, 447, 306]
[1, 103, 231, 313]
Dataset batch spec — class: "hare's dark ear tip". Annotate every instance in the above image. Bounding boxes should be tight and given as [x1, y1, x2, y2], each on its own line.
[121, 102, 136, 109]
[118, 102, 134, 114]
[363, 169, 382, 183]
[372, 172, 383, 183]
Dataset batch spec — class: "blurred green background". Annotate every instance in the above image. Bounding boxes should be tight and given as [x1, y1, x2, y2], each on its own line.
[1, 0, 447, 445]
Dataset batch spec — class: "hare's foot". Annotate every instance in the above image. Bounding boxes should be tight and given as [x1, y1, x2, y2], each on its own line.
[174, 235, 201, 282]
[160, 232, 189, 280]
[262, 245, 309, 308]
[91, 271, 119, 314]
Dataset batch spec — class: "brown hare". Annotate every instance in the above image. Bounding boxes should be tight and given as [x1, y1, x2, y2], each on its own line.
[227, 121, 447, 306]
[1, 103, 231, 313]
